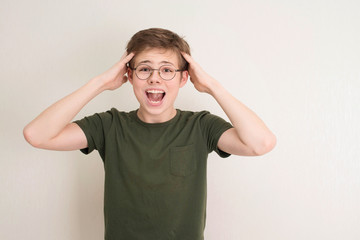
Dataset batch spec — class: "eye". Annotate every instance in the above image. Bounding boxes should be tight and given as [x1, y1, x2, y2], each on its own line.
[161, 66, 175, 73]
[138, 66, 151, 72]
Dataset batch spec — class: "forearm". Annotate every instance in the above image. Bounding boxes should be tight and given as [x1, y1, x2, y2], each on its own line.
[23, 77, 105, 145]
[180, 52, 276, 155]
[209, 81, 276, 155]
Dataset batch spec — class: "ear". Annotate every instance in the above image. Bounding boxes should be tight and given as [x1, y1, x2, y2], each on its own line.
[179, 70, 189, 88]
[127, 68, 133, 85]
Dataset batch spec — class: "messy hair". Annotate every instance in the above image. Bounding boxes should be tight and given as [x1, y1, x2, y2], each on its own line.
[126, 28, 191, 70]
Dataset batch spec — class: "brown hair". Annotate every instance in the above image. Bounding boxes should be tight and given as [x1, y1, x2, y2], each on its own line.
[126, 28, 191, 70]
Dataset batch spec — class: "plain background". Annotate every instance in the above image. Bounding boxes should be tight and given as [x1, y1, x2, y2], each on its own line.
[1, 0, 359, 239]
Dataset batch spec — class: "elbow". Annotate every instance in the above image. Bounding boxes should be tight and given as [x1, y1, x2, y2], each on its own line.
[253, 133, 277, 156]
[23, 125, 42, 148]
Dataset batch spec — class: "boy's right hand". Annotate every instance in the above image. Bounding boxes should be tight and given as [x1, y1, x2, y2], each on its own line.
[96, 52, 135, 91]
[23, 52, 135, 151]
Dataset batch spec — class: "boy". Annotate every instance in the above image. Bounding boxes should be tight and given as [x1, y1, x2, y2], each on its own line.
[24, 28, 276, 239]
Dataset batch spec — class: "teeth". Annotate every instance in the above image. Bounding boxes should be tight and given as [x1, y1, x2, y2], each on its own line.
[149, 100, 161, 104]
[146, 90, 164, 94]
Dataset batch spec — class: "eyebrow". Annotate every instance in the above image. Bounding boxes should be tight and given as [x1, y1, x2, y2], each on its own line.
[138, 60, 175, 66]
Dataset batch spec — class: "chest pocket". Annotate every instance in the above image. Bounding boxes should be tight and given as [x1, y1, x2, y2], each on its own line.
[170, 144, 197, 177]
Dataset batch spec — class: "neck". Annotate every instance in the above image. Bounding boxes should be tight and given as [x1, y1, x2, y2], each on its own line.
[137, 107, 177, 123]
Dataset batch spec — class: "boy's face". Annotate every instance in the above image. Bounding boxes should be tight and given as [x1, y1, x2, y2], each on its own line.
[128, 48, 188, 123]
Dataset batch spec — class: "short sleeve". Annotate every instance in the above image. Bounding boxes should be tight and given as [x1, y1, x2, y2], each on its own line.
[199, 111, 233, 158]
[73, 109, 115, 159]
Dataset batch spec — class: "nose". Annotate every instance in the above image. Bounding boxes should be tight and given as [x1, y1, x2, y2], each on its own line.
[147, 70, 162, 84]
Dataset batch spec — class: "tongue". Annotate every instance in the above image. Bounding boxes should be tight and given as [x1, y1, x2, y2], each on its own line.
[148, 93, 163, 101]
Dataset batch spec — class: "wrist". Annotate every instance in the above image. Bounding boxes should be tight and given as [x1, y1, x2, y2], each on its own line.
[88, 77, 108, 94]
[207, 78, 224, 96]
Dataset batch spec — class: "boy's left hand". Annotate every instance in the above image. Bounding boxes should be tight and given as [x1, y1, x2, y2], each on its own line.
[181, 52, 219, 95]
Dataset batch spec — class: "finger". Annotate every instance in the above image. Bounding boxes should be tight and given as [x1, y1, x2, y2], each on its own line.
[121, 52, 135, 63]
[112, 52, 135, 70]
[181, 52, 199, 68]
[180, 52, 192, 62]
[119, 52, 128, 60]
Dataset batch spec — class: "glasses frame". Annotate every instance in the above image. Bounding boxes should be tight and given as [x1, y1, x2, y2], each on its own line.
[130, 64, 183, 81]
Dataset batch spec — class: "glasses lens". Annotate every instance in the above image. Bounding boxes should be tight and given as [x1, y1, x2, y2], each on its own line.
[160, 66, 176, 80]
[136, 65, 152, 80]
[135, 64, 177, 80]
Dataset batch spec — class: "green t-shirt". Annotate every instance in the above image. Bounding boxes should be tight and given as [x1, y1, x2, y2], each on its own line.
[75, 108, 233, 240]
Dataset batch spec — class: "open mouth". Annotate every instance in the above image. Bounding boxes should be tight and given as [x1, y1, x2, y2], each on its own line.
[145, 89, 166, 105]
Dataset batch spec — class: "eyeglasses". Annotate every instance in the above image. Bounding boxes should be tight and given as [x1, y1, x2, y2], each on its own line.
[130, 64, 183, 81]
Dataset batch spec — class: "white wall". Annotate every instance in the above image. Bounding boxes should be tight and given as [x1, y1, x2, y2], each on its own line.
[1, 0, 359, 239]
